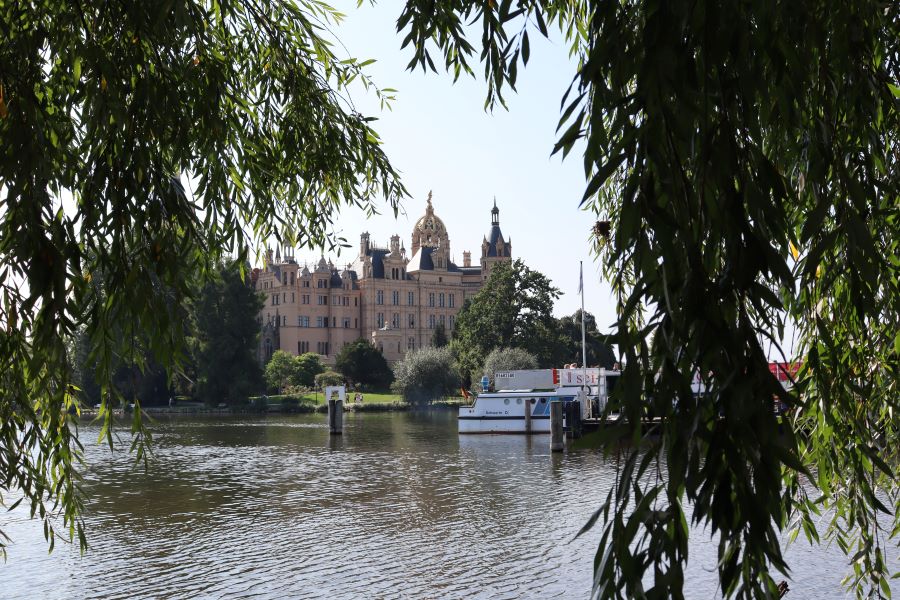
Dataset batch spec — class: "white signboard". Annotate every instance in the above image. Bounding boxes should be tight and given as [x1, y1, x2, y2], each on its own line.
[324, 386, 346, 402]
[493, 369, 555, 391]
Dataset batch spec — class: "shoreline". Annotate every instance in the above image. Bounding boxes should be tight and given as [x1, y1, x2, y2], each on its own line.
[79, 400, 465, 418]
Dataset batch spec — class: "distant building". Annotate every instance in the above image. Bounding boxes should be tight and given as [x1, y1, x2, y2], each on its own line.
[254, 193, 512, 364]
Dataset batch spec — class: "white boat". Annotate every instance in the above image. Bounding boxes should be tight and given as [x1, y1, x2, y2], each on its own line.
[458, 368, 621, 434]
[458, 389, 578, 434]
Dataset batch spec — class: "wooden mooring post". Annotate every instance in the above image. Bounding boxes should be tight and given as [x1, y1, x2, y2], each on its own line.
[328, 398, 343, 435]
[325, 385, 346, 436]
[550, 400, 564, 452]
[565, 401, 583, 439]
[524, 398, 532, 434]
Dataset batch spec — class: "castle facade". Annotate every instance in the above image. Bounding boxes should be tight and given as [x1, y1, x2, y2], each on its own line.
[254, 194, 512, 364]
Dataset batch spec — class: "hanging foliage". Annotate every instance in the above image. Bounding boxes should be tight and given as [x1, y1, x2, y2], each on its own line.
[0, 0, 403, 556]
[396, 0, 900, 597]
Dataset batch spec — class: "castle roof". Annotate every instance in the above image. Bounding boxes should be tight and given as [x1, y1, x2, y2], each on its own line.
[351, 246, 390, 279]
[408, 246, 434, 271]
[408, 246, 462, 273]
[485, 225, 505, 257]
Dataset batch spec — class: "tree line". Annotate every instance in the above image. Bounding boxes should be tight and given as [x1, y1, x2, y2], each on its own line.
[73, 260, 265, 407]
[74, 255, 606, 406]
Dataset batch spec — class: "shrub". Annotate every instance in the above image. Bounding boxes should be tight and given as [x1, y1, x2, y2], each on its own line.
[249, 394, 317, 413]
[351, 402, 409, 412]
[315, 370, 345, 389]
[391, 347, 460, 404]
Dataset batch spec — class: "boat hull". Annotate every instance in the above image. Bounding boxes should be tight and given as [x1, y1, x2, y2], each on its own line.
[458, 415, 551, 434]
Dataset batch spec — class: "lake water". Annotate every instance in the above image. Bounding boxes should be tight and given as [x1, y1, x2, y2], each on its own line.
[0, 412, 895, 599]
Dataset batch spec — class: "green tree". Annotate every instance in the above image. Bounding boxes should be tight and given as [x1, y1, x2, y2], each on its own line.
[73, 329, 173, 407]
[68, 258, 182, 408]
[264, 350, 299, 393]
[295, 352, 326, 388]
[451, 259, 561, 382]
[0, 0, 402, 553]
[192, 262, 264, 405]
[480, 347, 538, 391]
[430, 322, 449, 348]
[392, 347, 459, 404]
[334, 339, 393, 389]
[554, 310, 616, 369]
[398, 2, 900, 597]
[71, 328, 103, 407]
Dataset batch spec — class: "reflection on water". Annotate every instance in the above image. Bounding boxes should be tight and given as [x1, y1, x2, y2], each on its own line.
[0, 413, 894, 599]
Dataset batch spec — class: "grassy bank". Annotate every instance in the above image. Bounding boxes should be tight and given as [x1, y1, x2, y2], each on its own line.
[92, 394, 470, 416]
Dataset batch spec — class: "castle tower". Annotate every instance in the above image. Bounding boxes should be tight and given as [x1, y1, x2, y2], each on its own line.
[360, 232, 371, 257]
[480, 198, 512, 280]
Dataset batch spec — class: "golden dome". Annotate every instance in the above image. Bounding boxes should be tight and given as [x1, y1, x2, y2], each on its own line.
[411, 191, 449, 254]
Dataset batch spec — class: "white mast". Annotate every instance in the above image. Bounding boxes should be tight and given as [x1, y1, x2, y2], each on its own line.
[580, 261, 587, 390]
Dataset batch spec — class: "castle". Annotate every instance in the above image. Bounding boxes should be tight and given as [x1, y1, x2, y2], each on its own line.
[254, 193, 512, 364]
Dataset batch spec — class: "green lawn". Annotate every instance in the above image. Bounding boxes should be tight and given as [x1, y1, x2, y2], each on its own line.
[288, 391, 401, 405]
[351, 392, 402, 404]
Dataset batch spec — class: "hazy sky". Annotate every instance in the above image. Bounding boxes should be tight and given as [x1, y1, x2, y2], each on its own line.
[291, 2, 617, 328]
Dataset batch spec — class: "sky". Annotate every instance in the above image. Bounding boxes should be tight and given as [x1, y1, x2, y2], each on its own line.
[284, 2, 618, 329]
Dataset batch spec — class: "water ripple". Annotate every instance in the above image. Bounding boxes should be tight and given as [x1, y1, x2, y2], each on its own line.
[0, 413, 895, 599]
